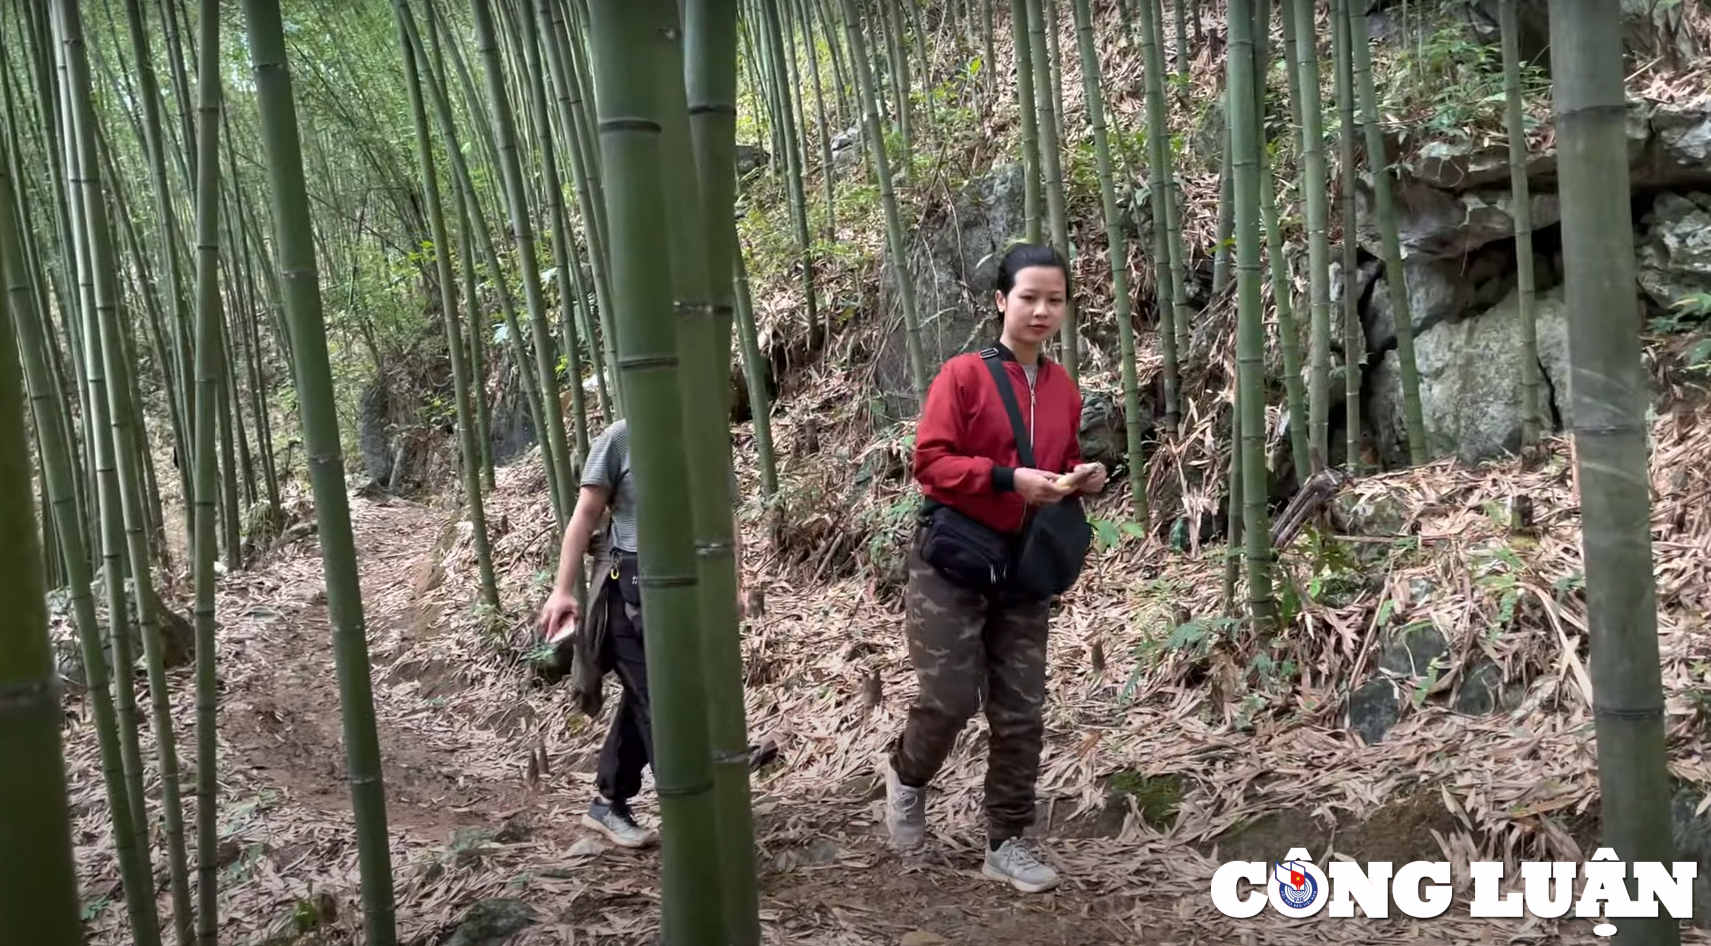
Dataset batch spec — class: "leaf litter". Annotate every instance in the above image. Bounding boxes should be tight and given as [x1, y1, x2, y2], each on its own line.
[55, 363, 1711, 945]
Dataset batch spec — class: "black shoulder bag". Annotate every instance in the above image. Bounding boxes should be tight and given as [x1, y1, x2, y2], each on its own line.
[979, 352, 1093, 600]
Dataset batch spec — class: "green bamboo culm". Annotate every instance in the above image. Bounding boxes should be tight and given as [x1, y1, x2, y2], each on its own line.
[1294, 0, 1333, 473]
[1331, 0, 1362, 472]
[1135, 0, 1182, 433]
[1069, 0, 1147, 521]
[1346, 4, 1426, 464]
[237, 1, 398, 941]
[1548, 3, 1679, 946]
[0, 142, 86, 946]
[469, 0, 577, 527]
[3, 129, 161, 946]
[1250, 0, 1311, 480]
[190, 0, 225, 940]
[683, 0, 763, 941]
[56, 0, 196, 934]
[1009, 0, 1041, 242]
[1500, 0, 1542, 449]
[1227, 0, 1276, 639]
[584, 0, 725, 942]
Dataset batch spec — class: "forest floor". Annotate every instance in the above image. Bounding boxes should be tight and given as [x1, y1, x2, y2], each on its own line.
[61, 412, 1711, 945]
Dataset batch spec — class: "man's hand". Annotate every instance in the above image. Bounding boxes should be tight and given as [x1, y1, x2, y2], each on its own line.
[1015, 468, 1073, 505]
[1072, 462, 1108, 494]
[540, 588, 581, 644]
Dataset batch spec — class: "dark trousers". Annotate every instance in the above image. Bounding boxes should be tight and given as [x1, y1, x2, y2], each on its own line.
[594, 588, 653, 803]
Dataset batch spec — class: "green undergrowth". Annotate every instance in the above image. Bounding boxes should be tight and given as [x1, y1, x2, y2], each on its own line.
[1104, 769, 1183, 831]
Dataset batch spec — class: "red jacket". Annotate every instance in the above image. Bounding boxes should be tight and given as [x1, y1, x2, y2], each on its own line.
[914, 344, 1083, 536]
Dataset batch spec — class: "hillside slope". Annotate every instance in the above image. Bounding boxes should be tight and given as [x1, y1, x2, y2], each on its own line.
[60, 385, 1711, 943]
[56, 1, 1711, 944]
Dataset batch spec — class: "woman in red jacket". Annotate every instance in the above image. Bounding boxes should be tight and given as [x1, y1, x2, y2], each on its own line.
[883, 243, 1105, 894]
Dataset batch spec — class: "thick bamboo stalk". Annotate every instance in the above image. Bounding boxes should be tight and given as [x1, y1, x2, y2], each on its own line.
[1549, 4, 1679, 944]
[0, 175, 85, 946]
[237, 2, 399, 940]
[1228, 0, 1276, 638]
[683, 0, 763, 938]
[584, 1, 725, 940]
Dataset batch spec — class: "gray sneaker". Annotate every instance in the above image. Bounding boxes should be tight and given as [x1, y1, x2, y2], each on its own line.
[883, 762, 926, 849]
[983, 837, 1060, 893]
[582, 797, 656, 849]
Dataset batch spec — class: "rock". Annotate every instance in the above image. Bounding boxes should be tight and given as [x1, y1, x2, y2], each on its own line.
[358, 379, 394, 484]
[1077, 391, 1146, 473]
[1347, 677, 1400, 745]
[1330, 489, 1409, 538]
[1446, 1, 1702, 75]
[151, 597, 196, 669]
[875, 163, 1026, 419]
[487, 380, 538, 467]
[1452, 658, 1522, 716]
[1649, 102, 1711, 183]
[1618, 0, 1704, 69]
[1348, 623, 1454, 744]
[900, 932, 951, 946]
[1406, 139, 1556, 193]
[1362, 255, 1485, 355]
[1355, 180, 1560, 262]
[1376, 623, 1450, 678]
[1637, 192, 1711, 311]
[52, 581, 197, 689]
[734, 143, 770, 178]
[442, 899, 539, 946]
[829, 124, 865, 170]
[1366, 284, 1579, 468]
[1329, 254, 1383, 326]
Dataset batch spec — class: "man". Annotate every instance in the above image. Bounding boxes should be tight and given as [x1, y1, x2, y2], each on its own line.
[538, 418, 745, 847]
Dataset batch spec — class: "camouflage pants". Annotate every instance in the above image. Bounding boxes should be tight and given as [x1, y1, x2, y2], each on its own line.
[890, 532, 1051, 842]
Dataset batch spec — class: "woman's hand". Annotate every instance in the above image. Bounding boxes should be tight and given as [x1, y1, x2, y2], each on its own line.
[540, 587, 581, 643]
[1015, 468, 1073, 505]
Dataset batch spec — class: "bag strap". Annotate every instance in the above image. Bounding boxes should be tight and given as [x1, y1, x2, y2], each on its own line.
[979, 348, 1036, 470]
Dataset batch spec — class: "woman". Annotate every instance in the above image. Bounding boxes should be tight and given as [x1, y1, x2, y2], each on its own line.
[882, 243, 1105, 895]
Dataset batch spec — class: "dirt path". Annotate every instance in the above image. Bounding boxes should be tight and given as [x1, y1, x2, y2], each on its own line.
[205, 495, 1170, 945]
[64, 491, 1644, 946]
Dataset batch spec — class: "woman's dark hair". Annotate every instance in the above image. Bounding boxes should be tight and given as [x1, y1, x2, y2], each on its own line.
[994, 242, 1070, 297]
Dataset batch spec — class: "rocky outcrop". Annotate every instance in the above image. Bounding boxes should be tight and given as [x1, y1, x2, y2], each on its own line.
[875, 163, 1151, 461]
[1379, 0, 1705, 75]
[1337, 95, 1711, 469]
[1637, 191, 1711, 311]
[1367, 283, 1572, 465]
[873, 162, 1029, 420]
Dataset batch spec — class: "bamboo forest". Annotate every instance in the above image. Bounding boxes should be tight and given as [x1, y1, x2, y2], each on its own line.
[6, 0, 1711, 943]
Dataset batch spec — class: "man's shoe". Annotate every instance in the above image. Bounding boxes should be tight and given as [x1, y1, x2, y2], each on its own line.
[582, 797, 657, 849]
[883, 762, 926, 850]
[983, 837, 1060, 893]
